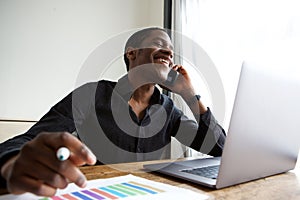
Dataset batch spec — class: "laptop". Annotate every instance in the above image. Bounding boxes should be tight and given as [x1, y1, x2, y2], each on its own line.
[144, 60, 300, 189]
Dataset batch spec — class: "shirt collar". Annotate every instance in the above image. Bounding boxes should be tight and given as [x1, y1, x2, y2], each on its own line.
[115, 74, 162, 104]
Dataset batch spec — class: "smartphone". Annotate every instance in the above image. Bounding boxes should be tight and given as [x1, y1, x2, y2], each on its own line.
[165, 69, 179, 86]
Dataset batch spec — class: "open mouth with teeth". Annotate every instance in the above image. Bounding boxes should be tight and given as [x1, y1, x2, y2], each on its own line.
[154, 57, 171, 68]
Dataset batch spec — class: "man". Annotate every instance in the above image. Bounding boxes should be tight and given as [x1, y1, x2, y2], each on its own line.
[0, 27, 226, 196]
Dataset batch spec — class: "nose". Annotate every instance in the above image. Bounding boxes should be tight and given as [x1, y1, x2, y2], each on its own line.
[160, 48, 173, 60]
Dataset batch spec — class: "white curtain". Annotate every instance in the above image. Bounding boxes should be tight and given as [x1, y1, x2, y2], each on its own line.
[173, 0, 300, 129]
[171, 0, 300, 157]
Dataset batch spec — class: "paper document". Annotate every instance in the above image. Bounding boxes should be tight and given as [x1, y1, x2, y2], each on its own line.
[0, 174, 209, 200]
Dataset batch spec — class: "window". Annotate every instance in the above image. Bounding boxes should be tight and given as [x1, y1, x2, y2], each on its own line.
[171, 0, 300, 157]
[173, 0, 300, 130]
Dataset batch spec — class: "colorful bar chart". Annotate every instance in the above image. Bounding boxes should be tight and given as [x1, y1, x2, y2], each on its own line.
[40, 181, 165, 200]
[0, 175, 208, 200]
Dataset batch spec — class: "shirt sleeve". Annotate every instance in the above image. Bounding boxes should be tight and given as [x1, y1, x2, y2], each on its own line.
[0, 94, 74, 177]
[172, 107, 226, 157]
[0, 82, 96, 184]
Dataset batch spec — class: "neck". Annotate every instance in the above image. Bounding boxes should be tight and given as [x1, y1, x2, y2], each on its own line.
[130, 84, 155, 103]
[128, 84, 155, 120]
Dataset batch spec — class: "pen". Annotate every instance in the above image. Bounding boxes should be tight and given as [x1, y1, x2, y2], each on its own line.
[56, 147, 70, 161]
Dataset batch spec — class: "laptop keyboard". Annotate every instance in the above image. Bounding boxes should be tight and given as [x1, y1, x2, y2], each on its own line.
[181, 165, 219, 179]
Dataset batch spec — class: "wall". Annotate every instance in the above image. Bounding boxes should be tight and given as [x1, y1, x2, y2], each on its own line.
[0, 121, 35, 142]
[0, 0, 163, 121]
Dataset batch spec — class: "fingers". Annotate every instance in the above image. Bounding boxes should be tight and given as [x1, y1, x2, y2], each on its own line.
[5, 154, 59, 196]
[173, 65, 188, 76]
[38, 132, 97, 165]
[165, 65, 195, 96]
[172, 65, 179, 71]
[32, 132, 96, 187]
[51, 159, 87, 188]
[5, 131, 97, 196]
[25, 160, 68, 189]
[8, 175, 57, 197]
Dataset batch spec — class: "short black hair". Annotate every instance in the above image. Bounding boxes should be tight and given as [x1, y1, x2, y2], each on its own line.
[123, 27, 168, 71]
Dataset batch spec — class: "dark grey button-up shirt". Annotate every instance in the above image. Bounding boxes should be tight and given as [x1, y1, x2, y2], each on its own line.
[0, 75, 226, 179]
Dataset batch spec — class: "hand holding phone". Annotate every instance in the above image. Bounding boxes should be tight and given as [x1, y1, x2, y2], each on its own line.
[164, 69, 179, 86]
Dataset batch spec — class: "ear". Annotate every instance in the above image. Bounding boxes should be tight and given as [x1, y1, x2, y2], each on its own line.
[126, 47, 137, 61]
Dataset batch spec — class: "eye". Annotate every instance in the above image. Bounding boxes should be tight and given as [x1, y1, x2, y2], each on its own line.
[153, 41, 164, 48]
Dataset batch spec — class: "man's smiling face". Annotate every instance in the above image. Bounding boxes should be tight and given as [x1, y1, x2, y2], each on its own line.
[129, 30, 174, 70]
